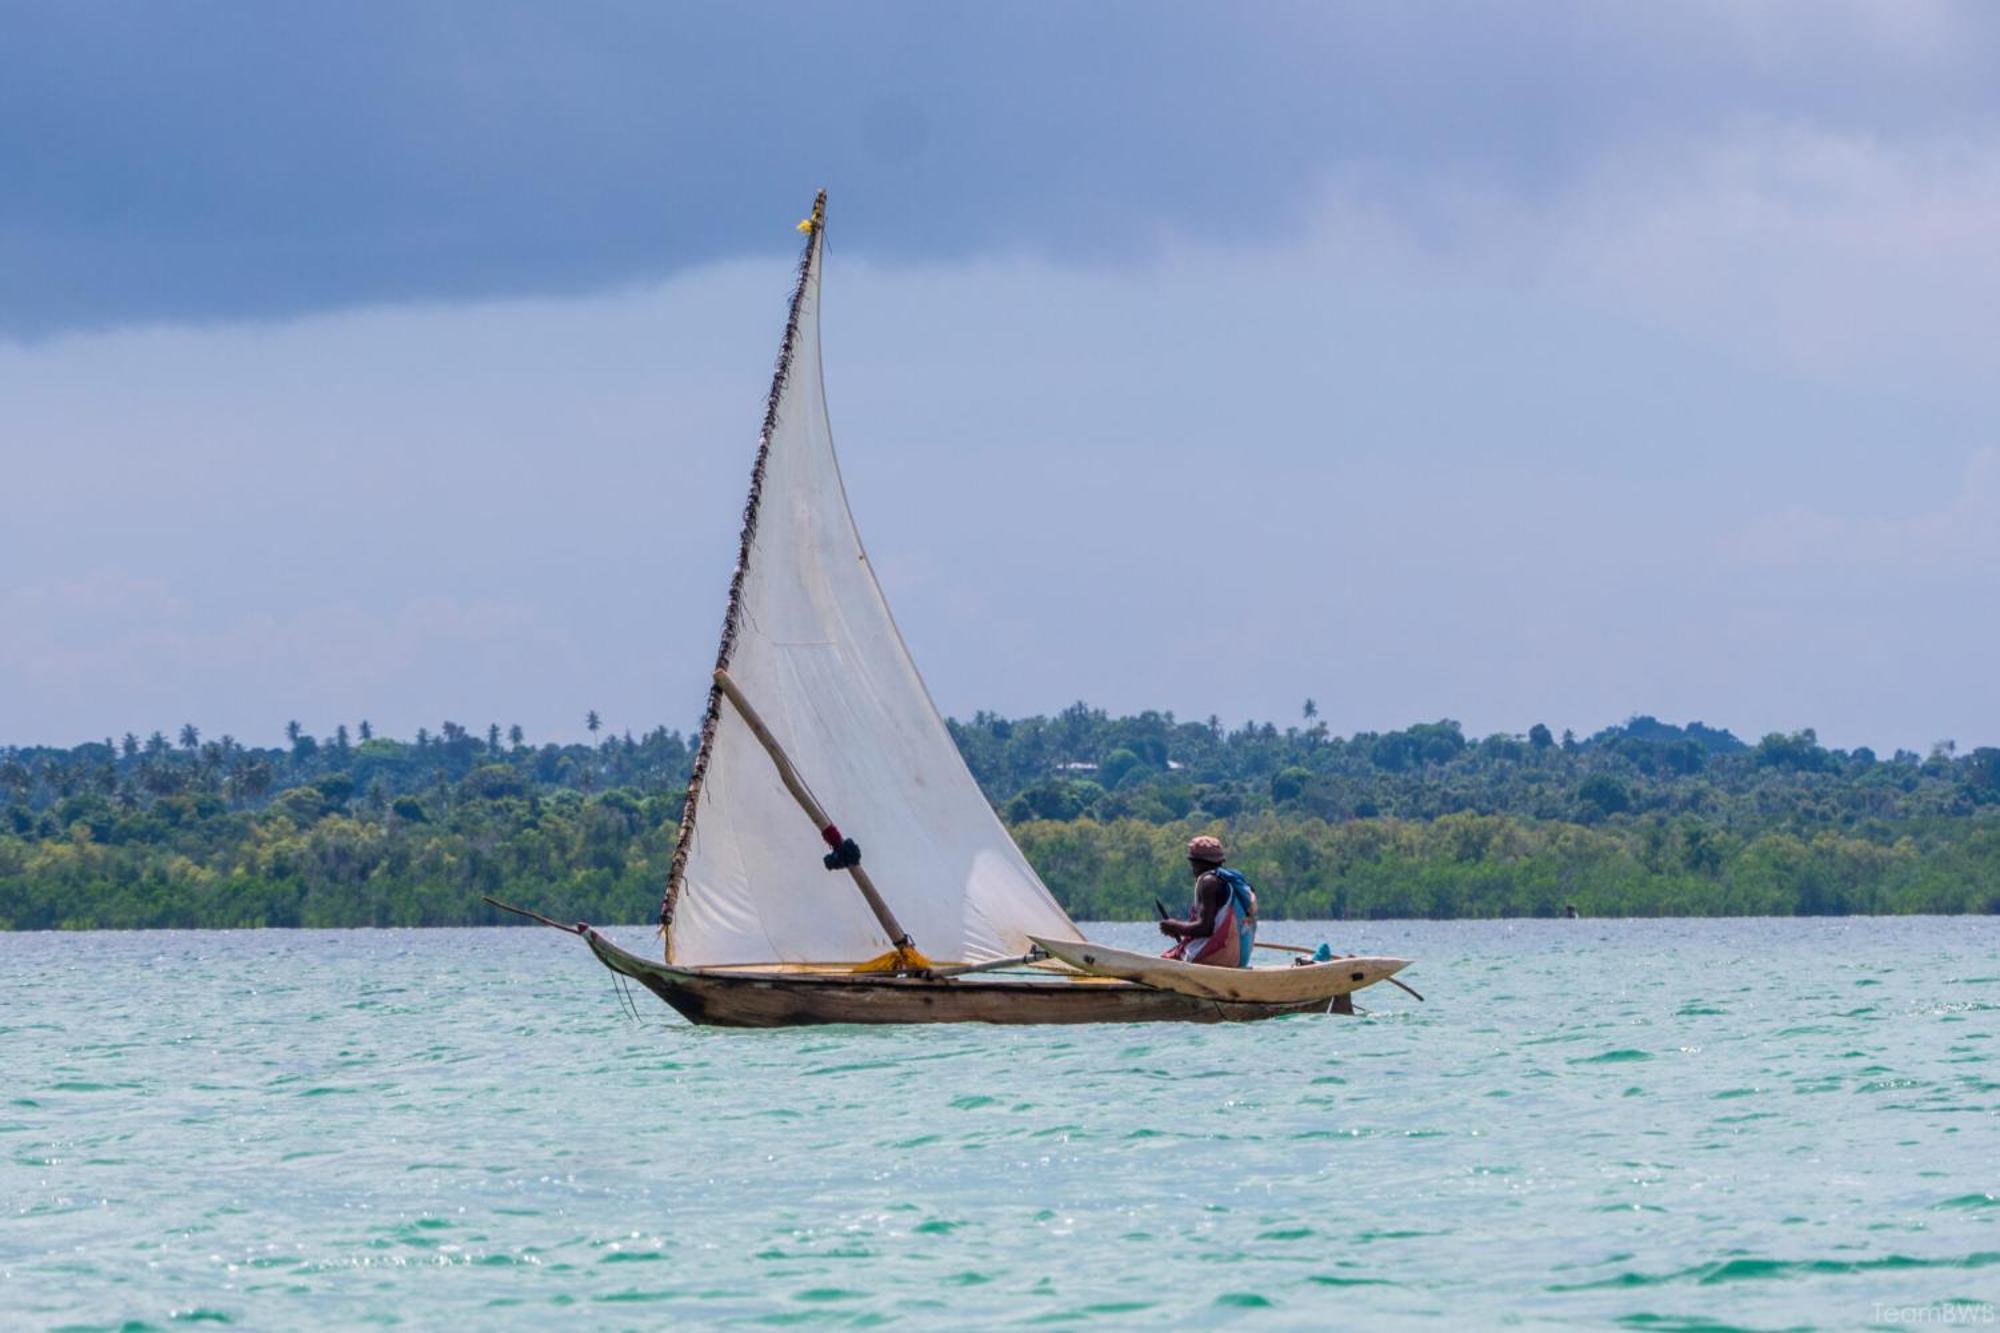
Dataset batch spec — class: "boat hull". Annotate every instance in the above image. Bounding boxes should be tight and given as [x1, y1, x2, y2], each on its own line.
[584, 932, 1345, 1027]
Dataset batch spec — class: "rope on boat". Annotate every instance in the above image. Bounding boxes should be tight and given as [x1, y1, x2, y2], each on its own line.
[480, 897, 648, 1022]
[482, 897, 645, 1021]
[611, 969, 642, 1024]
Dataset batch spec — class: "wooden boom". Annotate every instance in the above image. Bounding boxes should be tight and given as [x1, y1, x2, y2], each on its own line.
[711, 668, 919, 963]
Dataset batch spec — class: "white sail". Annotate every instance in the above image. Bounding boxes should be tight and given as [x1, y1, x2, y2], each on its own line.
[664, 200, 1083, 966]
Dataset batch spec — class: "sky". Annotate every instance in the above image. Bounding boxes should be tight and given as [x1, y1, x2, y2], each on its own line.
[4, 2, 1998, 753]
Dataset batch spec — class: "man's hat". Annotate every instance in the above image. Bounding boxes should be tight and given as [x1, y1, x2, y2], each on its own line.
[1186, 835, 1226, 865]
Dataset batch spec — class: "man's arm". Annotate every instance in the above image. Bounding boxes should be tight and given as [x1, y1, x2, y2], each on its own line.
[1159, 873, 1228, 939]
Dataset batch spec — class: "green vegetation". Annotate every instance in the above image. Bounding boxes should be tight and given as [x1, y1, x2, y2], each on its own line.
[0, 722, 688, 929]
[3, 710, 1997, 928]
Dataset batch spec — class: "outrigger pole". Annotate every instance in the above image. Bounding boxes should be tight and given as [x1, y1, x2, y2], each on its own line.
[711, 668, 927, 971]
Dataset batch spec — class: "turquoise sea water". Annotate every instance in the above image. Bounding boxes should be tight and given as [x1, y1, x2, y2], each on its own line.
[3, 919, 1996, 1330]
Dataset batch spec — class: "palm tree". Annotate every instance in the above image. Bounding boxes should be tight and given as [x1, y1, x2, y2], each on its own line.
[285, 720, 302, 748]
[120, 733, 140, 760]
[358, 720, 373, 742]
[508, 724, 524, 750]
[198, 742, 225, 791]
[243, 759, 274, 802]
[179, 723, 200, 752]
[586, 710, 602, 739]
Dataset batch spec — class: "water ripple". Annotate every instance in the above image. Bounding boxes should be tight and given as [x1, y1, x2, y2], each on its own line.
[2, 918, 1995, 1328]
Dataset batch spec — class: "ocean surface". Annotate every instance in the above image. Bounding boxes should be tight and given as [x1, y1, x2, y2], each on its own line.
[3, 919, 1995, 1330]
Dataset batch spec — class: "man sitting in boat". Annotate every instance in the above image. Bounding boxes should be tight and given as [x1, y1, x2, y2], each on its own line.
[1158, 836, 1257, 967]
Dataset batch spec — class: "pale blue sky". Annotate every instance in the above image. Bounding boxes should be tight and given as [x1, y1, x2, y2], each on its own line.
[3, 3, 1997, 751]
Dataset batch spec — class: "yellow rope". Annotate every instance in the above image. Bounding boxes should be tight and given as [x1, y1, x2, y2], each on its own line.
[851, 944, 934, 974]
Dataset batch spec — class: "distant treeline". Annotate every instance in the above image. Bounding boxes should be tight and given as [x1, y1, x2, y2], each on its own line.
[2, 709, 1997, 929]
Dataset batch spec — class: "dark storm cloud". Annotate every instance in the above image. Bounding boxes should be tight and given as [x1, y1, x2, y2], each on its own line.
[5, 1, 1996, 336]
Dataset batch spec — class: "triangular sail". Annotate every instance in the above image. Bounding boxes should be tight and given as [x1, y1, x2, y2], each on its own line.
[661, 194, 1083, 965]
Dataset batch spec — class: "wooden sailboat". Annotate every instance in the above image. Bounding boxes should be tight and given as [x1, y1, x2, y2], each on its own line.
[557, 192, 1415, 1026]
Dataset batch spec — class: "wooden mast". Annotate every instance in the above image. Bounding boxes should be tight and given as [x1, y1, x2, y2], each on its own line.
[711, 668, 923, 969]
[659, 191, 827, 957]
